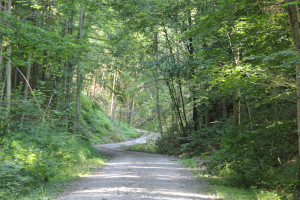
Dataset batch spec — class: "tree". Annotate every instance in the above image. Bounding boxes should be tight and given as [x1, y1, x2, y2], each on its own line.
[286, 1, 300, 198]
[6, 0, 11, 116]
[73, 4, 84, 133]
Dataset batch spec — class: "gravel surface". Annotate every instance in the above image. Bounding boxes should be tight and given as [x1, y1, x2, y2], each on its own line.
[56, 130, 216, 200]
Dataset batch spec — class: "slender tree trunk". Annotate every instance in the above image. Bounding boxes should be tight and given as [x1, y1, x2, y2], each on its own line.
[205, 110, 210, 126]
[222, 98, 227, 118]
[174, 26, 188, 128]
[24, 53, 32, 100]
[163, 27, 186, 135]
[13, 67, 18, 90]
[154, 31, 163, 134]
[287, 2, 300, 199]
[112, 97, 117, 122]
[118, 108, 122, 127]
[128, 99, 134, 125]
[233, 89, 240, 126]
[100, 71, 105, 92]
[110, 71, 117, 117]
[0, 40, 3, 82]
[73, 4, 84, 133]
[6, 0, 11, 116]
[155, 74, 163, 133]
[131, 100, 135, 125]
[187, 8, 199, 131]
[227, 33, 241, 126]
[243, 94, 252, 129]
[166, 78, 185, 135]
[21, 53, 32, 121]
[112, 71, 118, 122]
[93, 76, 96, 98]
[178, 79, 188, 127]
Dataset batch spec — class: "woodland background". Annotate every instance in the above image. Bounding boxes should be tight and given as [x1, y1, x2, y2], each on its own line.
[0, 0, 300, 199]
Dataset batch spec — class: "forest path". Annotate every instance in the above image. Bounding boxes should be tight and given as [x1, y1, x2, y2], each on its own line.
[56, 129, 216, 200]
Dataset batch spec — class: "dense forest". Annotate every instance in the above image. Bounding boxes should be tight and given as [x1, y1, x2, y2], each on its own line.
[1, 0, 300, 199]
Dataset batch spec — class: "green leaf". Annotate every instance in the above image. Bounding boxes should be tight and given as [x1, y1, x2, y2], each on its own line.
[282, 1, 300, 7]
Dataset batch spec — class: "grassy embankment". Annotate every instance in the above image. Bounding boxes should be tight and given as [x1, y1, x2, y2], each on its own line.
[0, 95, 140, 200]
[124, 141, 291, 199]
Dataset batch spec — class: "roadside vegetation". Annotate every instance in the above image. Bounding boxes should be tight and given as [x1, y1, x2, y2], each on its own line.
[0, 94, 139, 200]
[1, 0, 300, 199]
[123, 142, 157, 154]
[180, 157, 290, 200]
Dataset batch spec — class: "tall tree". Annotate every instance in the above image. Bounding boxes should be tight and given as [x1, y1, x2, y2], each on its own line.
[73, 4, 84, 133]
[154, 31, 163, 134]
[286, 1, 300, 199]
[6, 0, 11, 116]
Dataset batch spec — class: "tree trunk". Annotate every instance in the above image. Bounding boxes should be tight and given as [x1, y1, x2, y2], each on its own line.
[24, 53, 32, 99]
[0, 40, 3, 82]
[187, 8, 199, 132]
[110, 72, 116, 116]
[222, 98, 227, 118]
[286, 1, 300, 199]
[118, 108, 122, 127]
[163, 27, 186, 135]
[100, 71, 105, 92]
[131, 100, 135, 125]
[166, 78, 186, 135]
[205, 110, 210, 126]
[155, 69, 163, 133]
[93, 76, 96, 98]
[154, 31, 163, 134]
[128, 99, 134, 125]
[73, 4, 84, 133]
[243, 94, 252, 129]
[232, 89, 240, 126]
[110, 70, 117, 118]
[6, 0, 11, 116]
[112, 97, 117, 122]
[13, 67, 18, 90]
[21, 53, 33, 121]
[178, 78, 188, 127]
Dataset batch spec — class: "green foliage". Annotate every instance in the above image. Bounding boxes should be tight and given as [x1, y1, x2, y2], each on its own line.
[208, 119, 297, 188]
[180, 156, 292, 200]
[122, 142, 157, 154]
[1, 0, 299, 198]
[0, 124, 105, 199]
[155, 125, 183, 155]
[182, 120, 229, 156]
[79, 94, 141, 144]
[0, 93, 139, 199]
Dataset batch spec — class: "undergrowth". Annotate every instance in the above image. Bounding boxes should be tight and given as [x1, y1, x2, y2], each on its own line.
[0, 94, 140, 200]
[179, 157, 290, 200]
[122, 142, 157, 154]
[79, 94, 141, 144]
[155, 118, 297, 199]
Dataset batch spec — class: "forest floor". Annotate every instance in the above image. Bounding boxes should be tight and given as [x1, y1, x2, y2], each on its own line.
[55, 130, 216, 200]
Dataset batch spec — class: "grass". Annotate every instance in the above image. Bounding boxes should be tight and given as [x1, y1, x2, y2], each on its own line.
[23, 159, 106, 200]
[122, 142, 157, 154]
[179, 157, 289, 200]
[21, 155, 106, 200]
[79, 95, 141, 144]
[0, 94, 142, 200]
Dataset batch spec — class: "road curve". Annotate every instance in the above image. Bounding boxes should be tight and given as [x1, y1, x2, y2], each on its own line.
[56, 130, 216, 200]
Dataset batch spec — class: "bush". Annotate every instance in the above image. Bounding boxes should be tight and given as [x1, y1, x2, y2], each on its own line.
[181, 120, 228, 156]
[156, 125, 183, 155]
[207, 120, 297, 189]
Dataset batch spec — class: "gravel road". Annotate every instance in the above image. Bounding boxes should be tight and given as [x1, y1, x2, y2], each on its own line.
[56, 130, 216, 200]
